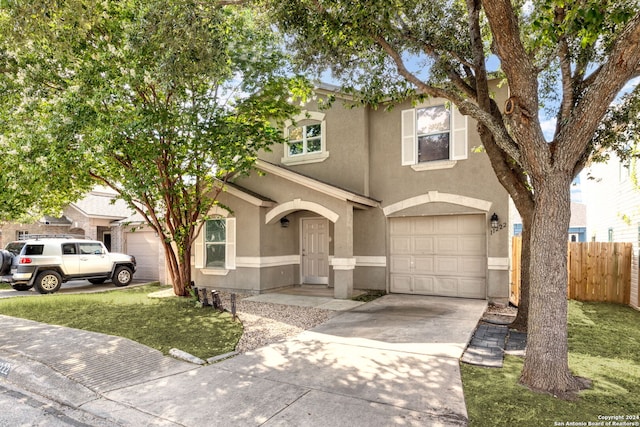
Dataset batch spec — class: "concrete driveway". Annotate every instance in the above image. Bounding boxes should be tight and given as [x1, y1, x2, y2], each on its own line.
[95, 294, 486, 426]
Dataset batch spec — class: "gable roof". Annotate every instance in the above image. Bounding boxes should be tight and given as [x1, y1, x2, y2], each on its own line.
[255, 160, 379, 208]
[69, 189, 134, 220]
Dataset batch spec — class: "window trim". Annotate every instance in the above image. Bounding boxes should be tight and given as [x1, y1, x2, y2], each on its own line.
[194, 208, 236, 274]
[401, 103, 468, 170]
[204, 219, 227, 269]
[281, 111, 329, 165]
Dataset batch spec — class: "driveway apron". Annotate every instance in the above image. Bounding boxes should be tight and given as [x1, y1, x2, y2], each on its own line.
[101, 294, 487, 427]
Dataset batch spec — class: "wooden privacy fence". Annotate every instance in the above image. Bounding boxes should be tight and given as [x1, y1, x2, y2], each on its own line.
[510, 237, 632, 305]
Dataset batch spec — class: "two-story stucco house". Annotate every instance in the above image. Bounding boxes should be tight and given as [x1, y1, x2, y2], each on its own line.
[190, 84, 512, 303]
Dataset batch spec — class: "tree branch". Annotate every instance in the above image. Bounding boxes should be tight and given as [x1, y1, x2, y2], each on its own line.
[555, 7, 575, 134]
[559, 12, 640, 165]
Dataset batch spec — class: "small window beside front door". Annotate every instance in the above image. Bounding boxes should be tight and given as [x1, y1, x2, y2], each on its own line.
[205, 219, 226, 268]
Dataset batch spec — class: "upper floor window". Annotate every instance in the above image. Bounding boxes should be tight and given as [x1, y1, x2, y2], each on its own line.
[401, 103, 468, 171]
[288, 123, 322, 156]
[417, 105, 451, 162]
[282, 111, 329, 166]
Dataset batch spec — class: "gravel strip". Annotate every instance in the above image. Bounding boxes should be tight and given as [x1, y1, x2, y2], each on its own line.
[219, 293, 335, 353]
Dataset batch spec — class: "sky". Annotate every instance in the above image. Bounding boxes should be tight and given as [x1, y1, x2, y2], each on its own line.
[539, 76, 640, 141]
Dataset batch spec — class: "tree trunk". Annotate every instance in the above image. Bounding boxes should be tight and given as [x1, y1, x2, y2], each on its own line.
[476, 122, 533, 332]
[519, 172, 583, 395]
[160, 238, 190, 297]
[510, 215, 531, 332]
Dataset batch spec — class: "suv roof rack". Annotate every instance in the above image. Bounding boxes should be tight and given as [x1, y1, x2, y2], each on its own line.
[19, 234, 92, 241]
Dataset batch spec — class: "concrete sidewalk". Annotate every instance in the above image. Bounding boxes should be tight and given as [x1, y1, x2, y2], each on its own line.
[0, 295, 486, 426]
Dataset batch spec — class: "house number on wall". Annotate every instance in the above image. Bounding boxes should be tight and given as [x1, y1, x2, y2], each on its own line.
[490, 223, 507, 235]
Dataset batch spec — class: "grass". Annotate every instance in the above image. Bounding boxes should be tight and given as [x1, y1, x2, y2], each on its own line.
[0, 283, 242, 360]
[462, 300, 640, 426]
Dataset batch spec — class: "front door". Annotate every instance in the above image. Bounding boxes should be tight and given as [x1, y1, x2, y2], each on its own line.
[301, 218, 329, 284]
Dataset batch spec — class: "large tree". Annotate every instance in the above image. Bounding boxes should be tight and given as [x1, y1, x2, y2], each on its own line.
[1, 0, 309, 296]
[261, 0, 640, 395]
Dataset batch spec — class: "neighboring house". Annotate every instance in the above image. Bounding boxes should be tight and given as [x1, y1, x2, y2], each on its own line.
[584, 155, 640, 310]
[0, 187, 166, 283]
[190, 84, 513, 303]
[0, 187, 130, 249]
[118, 213, 167, 283]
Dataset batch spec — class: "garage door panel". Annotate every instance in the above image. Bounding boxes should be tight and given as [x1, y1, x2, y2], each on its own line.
[127, 231, 161, 281]
[458, 278, 486, 298]
[414, 237, 434, 253]
[389, 215, 486, 299]
[434, 277, 458, 296]
[460, 257, 486, 276]
[459, 215, 486, 233]
[390, 255, 412, 273]
[435, 256, 460, 275]
[435, 216, 459, 234]
[413, 276, 435, 293]
[391, 236, 412, 254]
[391, 219, 412, 234]
[413, 256, 434, 274]
[435, 236, 459, 253]
[414, 217, 435, 234]
[460, 236, 485, 254]
[390, 275, 412, 293]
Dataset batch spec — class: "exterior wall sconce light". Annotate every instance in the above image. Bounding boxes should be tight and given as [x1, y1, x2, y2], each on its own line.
[280, 217, 290, 228]
[490, 213, 499, 232]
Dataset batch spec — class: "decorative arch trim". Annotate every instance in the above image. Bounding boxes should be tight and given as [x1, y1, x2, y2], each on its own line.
[266, 199, 340, 224]
[283, 110, 326, 129]
[383, 191, 492, 216]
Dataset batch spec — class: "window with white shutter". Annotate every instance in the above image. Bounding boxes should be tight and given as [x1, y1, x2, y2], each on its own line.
[401, 104, 468, 169]
[193, 217, 236, 271]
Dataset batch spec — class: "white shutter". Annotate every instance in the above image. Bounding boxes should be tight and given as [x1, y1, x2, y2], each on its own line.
[450, 105, 468, 160]
[194, 224, 204, 269]
[401, 108, 417, 165]
[225, 218, 236, 270]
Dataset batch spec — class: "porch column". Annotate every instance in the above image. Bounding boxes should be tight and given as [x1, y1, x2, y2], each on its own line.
[331, 205, 355, 299]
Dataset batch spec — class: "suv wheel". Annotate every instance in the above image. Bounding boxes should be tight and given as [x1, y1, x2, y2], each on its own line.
[35, 270, 62, 294]
[112, 266, 133, 287]
[0, 250, 13, 275]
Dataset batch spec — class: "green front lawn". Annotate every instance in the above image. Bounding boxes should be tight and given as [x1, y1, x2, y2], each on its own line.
[462, 300, 640, 426]
[0, 283, 242, 360]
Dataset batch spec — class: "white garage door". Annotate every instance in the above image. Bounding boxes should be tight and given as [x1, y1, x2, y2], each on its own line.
[390, 215, 486, 298]
[126, 231, 162, 281]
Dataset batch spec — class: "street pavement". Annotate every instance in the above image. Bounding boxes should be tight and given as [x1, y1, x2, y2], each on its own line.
[0, 293, 487, 426]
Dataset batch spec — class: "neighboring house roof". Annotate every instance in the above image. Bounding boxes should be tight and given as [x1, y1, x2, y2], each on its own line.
[255, 160, 380, 208]
[40, 215, 72, 226]
[69, 190, 134, 220]
[117, 211, 147, 225]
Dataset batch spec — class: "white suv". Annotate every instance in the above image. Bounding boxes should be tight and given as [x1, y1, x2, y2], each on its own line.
[0, 236, 136, 294]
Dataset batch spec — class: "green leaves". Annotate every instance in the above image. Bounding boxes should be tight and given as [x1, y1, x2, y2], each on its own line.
[526, 0, 638, 54]
[1, 0, 311, 290]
